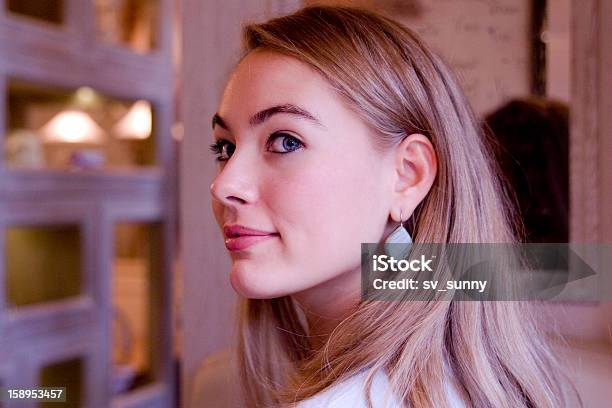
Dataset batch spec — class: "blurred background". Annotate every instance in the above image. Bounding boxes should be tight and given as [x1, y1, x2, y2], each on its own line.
[0, 0, 610, 407]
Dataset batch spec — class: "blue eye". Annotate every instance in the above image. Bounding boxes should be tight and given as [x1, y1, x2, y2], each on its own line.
[209, 139, 234, 162]
[268, 132, 304, 154]
[209, 132, 303, 162]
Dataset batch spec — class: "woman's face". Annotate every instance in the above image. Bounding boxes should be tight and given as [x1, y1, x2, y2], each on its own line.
[210, 51, 394, 299]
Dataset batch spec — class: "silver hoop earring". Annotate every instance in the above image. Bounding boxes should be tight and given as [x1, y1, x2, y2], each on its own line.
[384, 210, 412, 258]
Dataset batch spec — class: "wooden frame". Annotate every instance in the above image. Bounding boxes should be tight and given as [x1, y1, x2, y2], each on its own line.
[570, 0, 600, 244]
[0, 0, 176, 406]
[0, 203, 96, 342]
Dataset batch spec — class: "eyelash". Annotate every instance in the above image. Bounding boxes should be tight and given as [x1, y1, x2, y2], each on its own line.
[209, 132, 304, 162]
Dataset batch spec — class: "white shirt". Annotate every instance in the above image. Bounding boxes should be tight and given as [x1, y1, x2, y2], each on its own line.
[296, 368, 465, 408]
[192, 349, 466, 408]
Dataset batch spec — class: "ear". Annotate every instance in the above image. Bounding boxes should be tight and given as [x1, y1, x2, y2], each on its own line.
[390, 133, 437, 222]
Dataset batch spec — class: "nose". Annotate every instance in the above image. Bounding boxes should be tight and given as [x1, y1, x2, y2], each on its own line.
[210, 153, 259, 207]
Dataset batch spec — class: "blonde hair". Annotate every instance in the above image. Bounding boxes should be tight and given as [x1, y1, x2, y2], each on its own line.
[235, 6, 579, 407]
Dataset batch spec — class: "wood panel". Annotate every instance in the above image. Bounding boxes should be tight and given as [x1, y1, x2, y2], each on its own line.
[0, 0, 177, 406]
[570, 0, 600, 243]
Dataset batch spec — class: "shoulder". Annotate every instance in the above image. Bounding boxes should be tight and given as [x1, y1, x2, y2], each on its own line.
[191, 348, 243, 408]
[296, 368, 466, 408]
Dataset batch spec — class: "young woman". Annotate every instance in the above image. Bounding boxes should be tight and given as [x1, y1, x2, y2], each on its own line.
[207, 5, 578, 407]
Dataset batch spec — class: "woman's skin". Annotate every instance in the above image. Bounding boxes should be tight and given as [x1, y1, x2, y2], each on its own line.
[210, 50, 437, 340]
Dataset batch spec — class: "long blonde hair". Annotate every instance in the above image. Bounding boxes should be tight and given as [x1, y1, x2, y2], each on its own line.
[235, 6, 579, 407]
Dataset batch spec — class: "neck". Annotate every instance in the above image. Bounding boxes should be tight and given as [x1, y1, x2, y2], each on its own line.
[291, 266, 361, 350]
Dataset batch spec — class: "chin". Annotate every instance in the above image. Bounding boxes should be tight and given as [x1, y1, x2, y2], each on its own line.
[229, 266, 290, 299]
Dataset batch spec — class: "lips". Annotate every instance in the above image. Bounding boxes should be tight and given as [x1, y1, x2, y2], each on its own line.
[223, 225, 279, 251]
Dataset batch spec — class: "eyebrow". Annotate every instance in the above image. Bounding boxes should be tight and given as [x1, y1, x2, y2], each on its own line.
[211, 103, 324, 131]
[211, 114, 228, 130]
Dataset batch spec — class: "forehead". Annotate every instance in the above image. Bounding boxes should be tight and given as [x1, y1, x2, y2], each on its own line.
[218, 51, 337, 118]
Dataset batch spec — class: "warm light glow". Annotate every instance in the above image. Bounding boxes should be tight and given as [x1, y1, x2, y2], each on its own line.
[113, 100, 152, 140]
[75, 86, 98, 106]
[40, 110, 105, 144]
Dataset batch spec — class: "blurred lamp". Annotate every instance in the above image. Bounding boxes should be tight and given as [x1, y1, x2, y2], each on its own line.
[113, 100, 152, 140]
[40, 110, 105, 144]
[75, 86, 98, 106]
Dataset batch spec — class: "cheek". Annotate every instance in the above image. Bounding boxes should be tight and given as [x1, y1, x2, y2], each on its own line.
[267, 157, 384, 270]
[267, 162, 341, 235]
[211, 200, 224, 228]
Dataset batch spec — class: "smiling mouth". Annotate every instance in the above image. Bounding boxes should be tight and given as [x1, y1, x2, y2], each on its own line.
[225, 233, 280, 251]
